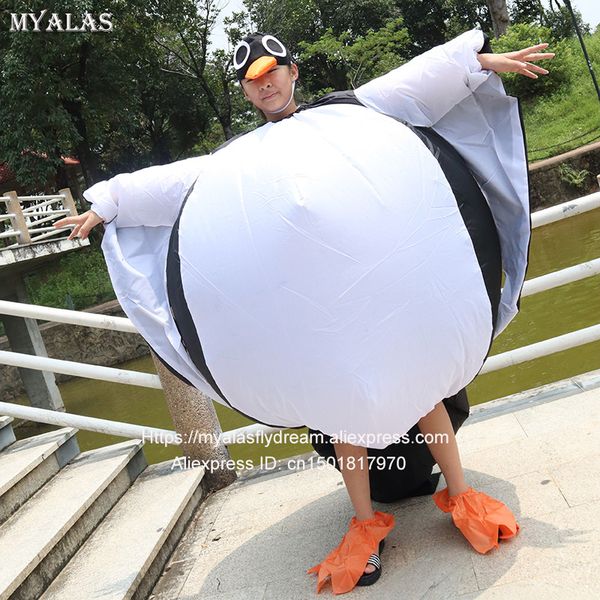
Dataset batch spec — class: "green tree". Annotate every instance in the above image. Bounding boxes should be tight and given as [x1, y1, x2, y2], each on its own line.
[316, 0, 399, 38]
[392, 0, 447, 55]
[149, 0, 242, 141]
[542, 2, 590, 39]
[298, 17, 411, 96]
[509, 0, 591, 39]
[0, 1, 215, 190]
[392, 1, 494, 56]
[444, 1, 494, 40]
[234, 1, 497, 65]
[510, 0, 545, 24]
[241, 0, 399, 54]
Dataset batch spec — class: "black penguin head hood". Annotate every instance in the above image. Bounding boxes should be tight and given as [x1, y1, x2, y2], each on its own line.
[233, 33, 292, 81]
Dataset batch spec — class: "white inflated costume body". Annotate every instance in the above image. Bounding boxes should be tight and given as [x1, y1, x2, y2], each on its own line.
[85, 30, 530, 457]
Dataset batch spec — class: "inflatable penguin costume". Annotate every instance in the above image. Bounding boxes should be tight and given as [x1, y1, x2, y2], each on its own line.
[85, 30, 525, 592]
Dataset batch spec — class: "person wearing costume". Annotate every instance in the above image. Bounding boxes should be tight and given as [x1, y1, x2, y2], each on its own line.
[56, 29, 554, 595]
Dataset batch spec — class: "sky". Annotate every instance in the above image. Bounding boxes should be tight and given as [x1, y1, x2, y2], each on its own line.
[565, 0, 600, 29]
[211, 0, 245, 51]
[211, 0, 600, 52]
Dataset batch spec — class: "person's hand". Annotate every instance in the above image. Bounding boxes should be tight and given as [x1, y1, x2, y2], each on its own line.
[477, 43, 555, 79]
[53, 210, 105, 240]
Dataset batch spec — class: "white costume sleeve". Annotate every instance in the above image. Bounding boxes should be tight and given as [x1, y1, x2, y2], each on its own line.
[356, 28, 531, 338]
[82, 155, 207, 227]
[355, 29, 490, 125]
[79, 154, 218, 396]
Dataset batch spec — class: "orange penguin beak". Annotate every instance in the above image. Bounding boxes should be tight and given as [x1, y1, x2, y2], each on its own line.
[245, 56, 277, 80]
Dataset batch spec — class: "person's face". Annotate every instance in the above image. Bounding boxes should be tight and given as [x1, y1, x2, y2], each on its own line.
[241, 63, 299, 120]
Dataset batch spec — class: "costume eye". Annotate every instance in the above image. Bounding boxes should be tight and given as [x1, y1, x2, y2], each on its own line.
[233, 40, 251, 70]
[262, 35, 286, 57]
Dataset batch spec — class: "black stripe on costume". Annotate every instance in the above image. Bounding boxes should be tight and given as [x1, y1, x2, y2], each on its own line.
[299, 91, 502, 332]
[480, 32, 493, 54]
[410, 126, 502, 335]
[165, 177, 294, 428]
[166, 180, 231, 407]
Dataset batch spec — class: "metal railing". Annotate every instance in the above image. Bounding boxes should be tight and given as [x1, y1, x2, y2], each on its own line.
[531, 191, 600, 228]
[0, 192, 599, 445]
[0, 189, 79, 248]
[0, 349, 161, 389]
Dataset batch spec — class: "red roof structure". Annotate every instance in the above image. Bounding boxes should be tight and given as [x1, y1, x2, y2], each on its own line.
[0, 163, 13, 185]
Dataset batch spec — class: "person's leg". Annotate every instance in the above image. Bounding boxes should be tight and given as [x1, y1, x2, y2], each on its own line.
[333, 442, 374, 519]
[417, 400, 469, 497]
[418, 400, 521, 553]
[333, 442, 377, 573]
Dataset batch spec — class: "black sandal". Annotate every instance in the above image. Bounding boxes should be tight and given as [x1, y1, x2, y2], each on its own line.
[356, 539, 385, 586]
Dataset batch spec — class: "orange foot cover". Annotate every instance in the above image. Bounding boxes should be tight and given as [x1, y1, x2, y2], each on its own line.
[433, 486, 520, 554]
[307, 511, 395, 595]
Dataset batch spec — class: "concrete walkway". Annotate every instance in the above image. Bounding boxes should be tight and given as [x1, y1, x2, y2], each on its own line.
[150, 371, 600, 599]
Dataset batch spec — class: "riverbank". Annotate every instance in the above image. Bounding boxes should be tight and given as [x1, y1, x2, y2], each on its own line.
[529, 140, 600, 210]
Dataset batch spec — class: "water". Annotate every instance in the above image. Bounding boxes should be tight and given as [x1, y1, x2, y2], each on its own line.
[15, 208, 600, 466]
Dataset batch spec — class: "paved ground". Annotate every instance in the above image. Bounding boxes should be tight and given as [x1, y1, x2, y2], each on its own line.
[150, 370, 600, 599]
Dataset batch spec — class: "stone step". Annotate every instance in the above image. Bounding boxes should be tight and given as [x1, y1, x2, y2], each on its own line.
[0, 438, 146, 600]
[41, 460, 206, 600]
[0, 416, 16, 451]
[0, 427, 79, 525]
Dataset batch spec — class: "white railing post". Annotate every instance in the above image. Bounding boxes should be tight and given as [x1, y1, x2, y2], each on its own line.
[481, 324, 600, 374]
[531, 192, 600, 228]
[520, 258, 600, 297]
[0, 401, 180, 443]
[59, 188, 78, 216]
[0, 300, 138, 333]
[0, 350, 162, 389]
[2, 191, 31, 244]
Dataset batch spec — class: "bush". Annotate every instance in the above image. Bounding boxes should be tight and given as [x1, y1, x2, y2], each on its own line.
[558, 163, 591, 188]
[25, 245, 116, 310]
[491, 23, 574, 100]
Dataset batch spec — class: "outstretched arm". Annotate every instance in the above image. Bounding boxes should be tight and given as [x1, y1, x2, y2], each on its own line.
[477, 43, 554, 78]
[54, 155, 207, 238]
[355, 29, 553, 126]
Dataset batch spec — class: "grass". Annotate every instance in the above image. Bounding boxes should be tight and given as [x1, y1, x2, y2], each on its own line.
[521, 31, 600, 162]
[24, 245, 116, 311]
